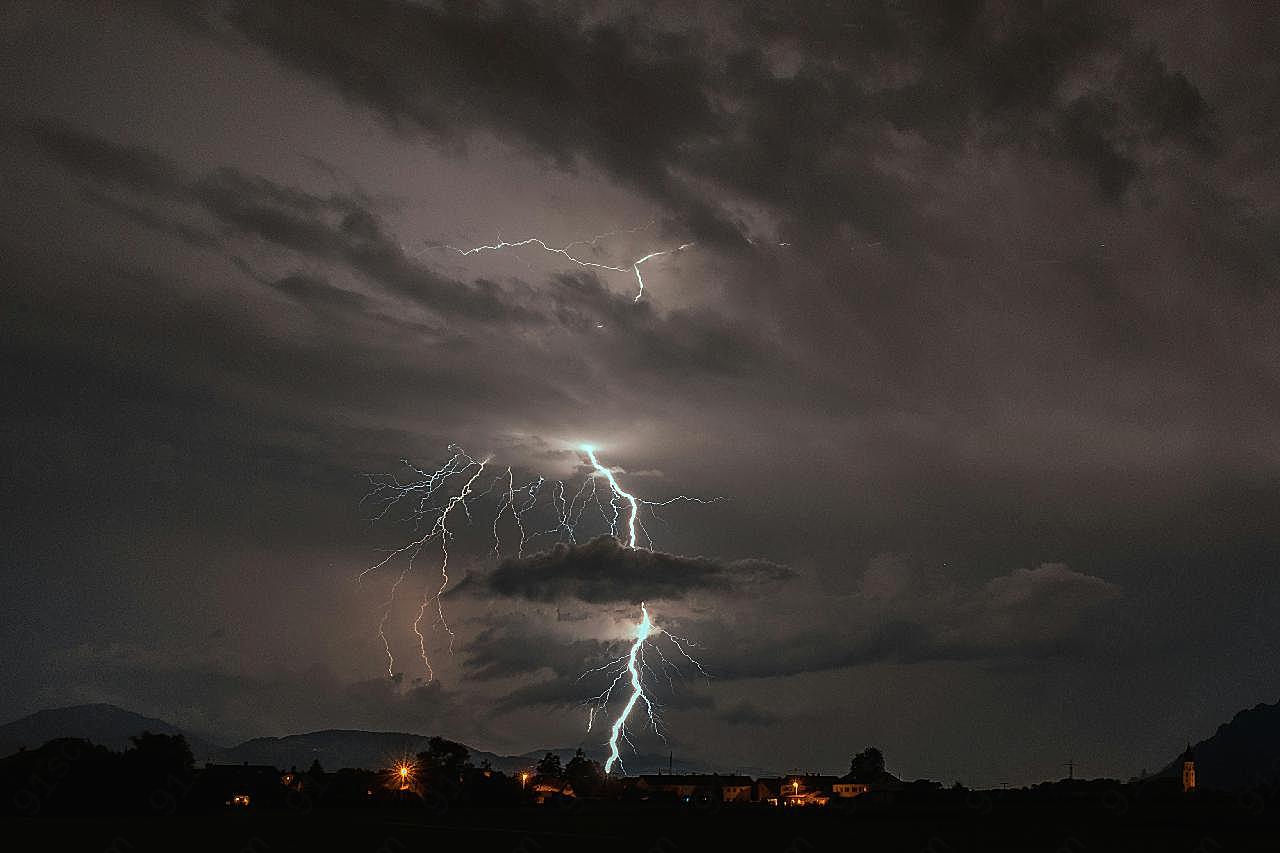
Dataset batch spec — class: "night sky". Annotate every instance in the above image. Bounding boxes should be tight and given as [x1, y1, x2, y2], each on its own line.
[2, 1, 1278, 786]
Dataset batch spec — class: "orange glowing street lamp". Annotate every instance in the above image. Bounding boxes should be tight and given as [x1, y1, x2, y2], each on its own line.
[395, 764, 413, 790]
[521, 771, 530, 789]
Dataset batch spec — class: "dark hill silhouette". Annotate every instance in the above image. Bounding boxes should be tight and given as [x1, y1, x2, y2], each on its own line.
[0, 705, 774, 776]
[1162, 698, 1280, 790]
[0, 704, 219, 759]
[221, 729, 450, 771]
[220, 731, 762, 775]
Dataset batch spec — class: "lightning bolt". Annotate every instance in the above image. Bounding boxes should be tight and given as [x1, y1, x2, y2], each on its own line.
[360, 449, 489, 681]
[573, 445, 711, 775]
[412, 458, 487, 671]
[362, 443, 714, 689]
[604, 603, 654, 775]
[493, 469, 543, 560]
[583, 445, 641, 548]
[442, 230, 693, 303]
[375, 220, 715, 767]
[584, 600, 709, 776]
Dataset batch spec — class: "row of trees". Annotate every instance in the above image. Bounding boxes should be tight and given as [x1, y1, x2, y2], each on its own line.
[1, 732, 197, 816]
[534, 748, 606, 796]
[2, 731, 895, 818]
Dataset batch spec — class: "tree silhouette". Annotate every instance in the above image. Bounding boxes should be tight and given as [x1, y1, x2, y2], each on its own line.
[536, 751, 563, 781]
[125, 732, 194, 774]
[564, 749, 604, 796]
[122, 732, 194, 813]
[849, 747, 886, 780]
[417, 736, 472, 781]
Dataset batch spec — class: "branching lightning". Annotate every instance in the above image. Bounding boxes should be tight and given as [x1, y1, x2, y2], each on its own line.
[361, 444, 714, 701]
[583, 445, 640, 548]
[366, 221, 715, 771]
[360, 447, 490, 681]
[441, 229, 693, 303]
[572, 445, 711, 775]
[580, 598, 711, 775]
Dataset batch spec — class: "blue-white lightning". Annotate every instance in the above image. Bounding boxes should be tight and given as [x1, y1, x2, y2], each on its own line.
[605, 603, 654, 774]
[583, 445, 640, 548]
[574, 445, 711, 775]
[362, 443, 714, 697]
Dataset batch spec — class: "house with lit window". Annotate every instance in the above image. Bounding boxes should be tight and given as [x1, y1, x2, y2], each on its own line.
[756, 777, 783, 805]
[780, 774, 839, 806]
[629, 774, 753, 803]
[832, 775, 871, 798]
[720, 777, 753, 803]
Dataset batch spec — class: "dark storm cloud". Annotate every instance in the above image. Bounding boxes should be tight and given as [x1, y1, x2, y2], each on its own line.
[78, 187, 222, 250]
[460, 614, 624, 713]
[462, 612, 714, 716]
[458, 559, 1120, 720]
[214, 0, 740, 243]
[483, 535, 792, 604]
[186, 0, 1217, 240]
[268, 273, 371, 311]
[731, 1, 1214, 205]
[190, 168, 531, 321]
[24, 119, 785, 385]
[464, 622, 615, 683]
[28, 118, 188, 196]
[719, 701, 781, 728]
[673, 560, 1124, 681]
[24, 119, 520, 320]
[44, 642, 454, 742]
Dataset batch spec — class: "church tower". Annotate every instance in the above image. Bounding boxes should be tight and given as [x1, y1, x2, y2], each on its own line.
[1180, 744, 1196, 793]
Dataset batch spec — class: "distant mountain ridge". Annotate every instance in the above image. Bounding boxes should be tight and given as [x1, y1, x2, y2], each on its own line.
[1162, 698, 1280, 790]
[0, 705, 773, 776]
[216, 729, 743, 775]
[9, 699, 1280, 787]
[0, 704, 220, 759]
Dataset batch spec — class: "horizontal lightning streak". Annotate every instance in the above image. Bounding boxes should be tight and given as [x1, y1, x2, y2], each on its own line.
[442, 232, 692, 303]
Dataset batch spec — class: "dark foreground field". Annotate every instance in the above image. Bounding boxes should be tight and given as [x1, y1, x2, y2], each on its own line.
[7, 798, 1279, 853]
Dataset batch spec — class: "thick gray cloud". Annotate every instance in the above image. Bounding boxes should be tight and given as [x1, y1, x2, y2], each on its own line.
[483, 535, 792, 604]
[187, 0, 1216, 238]
[720, 701, 782, 728]
[453, 557, 1121, 727]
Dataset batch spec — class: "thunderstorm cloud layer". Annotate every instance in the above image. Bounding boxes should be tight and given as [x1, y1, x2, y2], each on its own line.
[1, 0, 1279, 787]
[482, 536, 793, 604]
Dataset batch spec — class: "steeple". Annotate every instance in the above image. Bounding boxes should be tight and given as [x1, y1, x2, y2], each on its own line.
[1180, 743, 1196, 793]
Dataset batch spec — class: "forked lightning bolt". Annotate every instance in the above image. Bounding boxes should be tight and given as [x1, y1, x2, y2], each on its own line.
[360, 448, 489, 681]
[370, 221, 713, 770]
[605, 603, 653, 774]
[582, 600, 711, 776]
[583, 445, 640, 548]
[443, 231, 693, 302]
[361, 444, 713, 700]
[574, 445, 711, 775]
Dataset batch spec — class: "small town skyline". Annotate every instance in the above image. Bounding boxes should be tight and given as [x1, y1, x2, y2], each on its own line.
[0, 700, 1227, 793]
